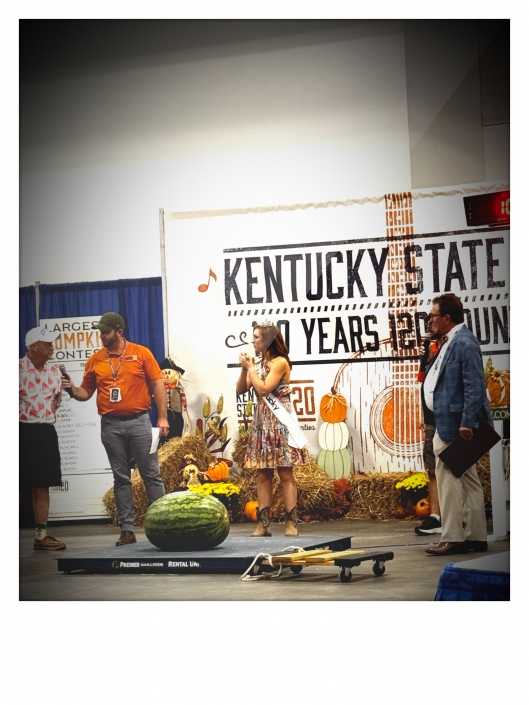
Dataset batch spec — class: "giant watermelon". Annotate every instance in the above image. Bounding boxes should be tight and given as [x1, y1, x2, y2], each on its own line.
[144, 491, 230, 551]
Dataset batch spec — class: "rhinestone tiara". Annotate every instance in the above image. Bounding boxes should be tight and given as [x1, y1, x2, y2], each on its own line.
[253, 319, 275, 327]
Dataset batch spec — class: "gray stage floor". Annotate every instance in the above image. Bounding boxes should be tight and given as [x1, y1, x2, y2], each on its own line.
[19, 518, 509, 601]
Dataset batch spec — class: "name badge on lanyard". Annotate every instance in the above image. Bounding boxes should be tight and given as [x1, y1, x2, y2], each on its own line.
[107, 342, 127, 403]
[109, 387, 122, 403]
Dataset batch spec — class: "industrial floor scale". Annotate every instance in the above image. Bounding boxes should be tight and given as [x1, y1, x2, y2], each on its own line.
[56, 535, 394, 583]
[56, 535, 352, 575]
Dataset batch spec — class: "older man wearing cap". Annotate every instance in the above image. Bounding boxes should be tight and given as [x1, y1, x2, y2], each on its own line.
[63, 312, 169, 545]
[20, 326, 67, 550]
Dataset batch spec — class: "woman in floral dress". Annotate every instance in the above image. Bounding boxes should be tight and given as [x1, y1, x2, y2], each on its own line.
[236, 323, 309, 536]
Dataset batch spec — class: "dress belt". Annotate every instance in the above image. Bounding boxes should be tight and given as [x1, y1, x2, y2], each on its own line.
[103, 410, 149, 421]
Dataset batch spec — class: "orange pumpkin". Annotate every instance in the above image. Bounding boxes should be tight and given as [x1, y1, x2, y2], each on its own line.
[208, 460, 229, 482]
[244, 502, 274, 522]
[320, 387, 347, 423]
[245, 500, 259, 522]
[415, 497, 430, 518]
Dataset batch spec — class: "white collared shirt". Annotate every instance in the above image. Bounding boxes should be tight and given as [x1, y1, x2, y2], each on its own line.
[423, 323, 465, 411]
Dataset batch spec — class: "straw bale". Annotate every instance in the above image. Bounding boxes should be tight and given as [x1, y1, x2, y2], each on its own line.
[232, 435, 248, 467]
[101, 436, 494, 526]
[344, 454, 493, 520]
[102, 486, 119, 526]
[476, 453, 491, 504]
[344, 472, 411, 520]
[101, 435, 217, 527]
[158, 435, 217, 491]
[233, 460, 347, 522]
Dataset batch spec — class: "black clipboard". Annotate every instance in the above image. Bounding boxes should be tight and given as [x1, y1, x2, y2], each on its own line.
[438, 415, 501, 478]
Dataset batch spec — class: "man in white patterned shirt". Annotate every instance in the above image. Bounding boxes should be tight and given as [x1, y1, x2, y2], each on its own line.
[19, 326, 66, 550]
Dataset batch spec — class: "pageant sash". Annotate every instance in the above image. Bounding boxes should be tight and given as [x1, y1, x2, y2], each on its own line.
[263, 393, 308, 449]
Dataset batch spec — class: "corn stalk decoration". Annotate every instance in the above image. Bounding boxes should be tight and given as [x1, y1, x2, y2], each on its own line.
[195, 395, 231, 456]
[239, 400, 255, 437]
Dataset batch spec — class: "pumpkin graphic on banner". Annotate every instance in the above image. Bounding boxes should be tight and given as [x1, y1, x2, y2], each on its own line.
[484, 358, 510, 409]
[318, 421, 348, 450]
[317, 388, 351, 479]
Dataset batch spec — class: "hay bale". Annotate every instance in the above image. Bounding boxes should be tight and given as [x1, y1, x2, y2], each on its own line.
[344, 455, 493, 521]
[344, 472, 411, 520]
[476, 452, 491, 504]
[101, 438, 494, 526]
[102, 485, 119, 526]
[158, 435, 217, 492]
[233, 460, 346, 522]
[232, 434, 248, 467]
[102, 435, 217, 527]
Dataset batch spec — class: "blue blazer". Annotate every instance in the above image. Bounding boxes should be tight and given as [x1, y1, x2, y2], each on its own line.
[428, 325, 493, 442]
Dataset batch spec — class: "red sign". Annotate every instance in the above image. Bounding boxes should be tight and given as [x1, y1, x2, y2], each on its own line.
[463, 191, 510, 227]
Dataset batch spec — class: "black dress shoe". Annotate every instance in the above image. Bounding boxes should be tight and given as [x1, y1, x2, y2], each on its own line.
[425, 541, 468, 556]
[464, 540, 488, 552]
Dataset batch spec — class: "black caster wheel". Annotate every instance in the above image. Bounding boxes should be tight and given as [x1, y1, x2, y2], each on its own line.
[290, 565, 303, 574]
[373, 561, 386, 577]
[340, 568, 353, 583]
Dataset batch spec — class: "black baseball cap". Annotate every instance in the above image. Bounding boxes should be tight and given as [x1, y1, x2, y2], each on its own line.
[92, 312, 125, 333]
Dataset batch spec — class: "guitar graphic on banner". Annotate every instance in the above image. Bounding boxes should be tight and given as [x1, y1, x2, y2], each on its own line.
[333, 192, 427, 474]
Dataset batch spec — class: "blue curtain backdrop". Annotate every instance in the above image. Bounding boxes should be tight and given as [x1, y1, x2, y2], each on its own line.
[19, 286, 37, 358]
[38, 277, 164, 360]
[19, 277, 165, 423]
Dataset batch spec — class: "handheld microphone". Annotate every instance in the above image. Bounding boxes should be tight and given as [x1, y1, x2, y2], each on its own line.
[59, 364, 74, 397]
[419, 334, 432, 373]
[417, 334, 433, 383]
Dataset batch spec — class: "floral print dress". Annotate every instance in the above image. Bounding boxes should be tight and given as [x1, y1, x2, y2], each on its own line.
[244, 360, 310, 471]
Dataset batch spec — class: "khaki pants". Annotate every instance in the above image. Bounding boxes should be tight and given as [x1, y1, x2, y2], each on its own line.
[433, 431, 487, 543]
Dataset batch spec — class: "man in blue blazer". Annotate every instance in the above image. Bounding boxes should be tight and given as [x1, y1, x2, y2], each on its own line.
[422, 293, 492, 556]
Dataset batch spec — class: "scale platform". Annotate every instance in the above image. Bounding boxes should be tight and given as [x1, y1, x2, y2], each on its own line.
[56, 535, 352, 575]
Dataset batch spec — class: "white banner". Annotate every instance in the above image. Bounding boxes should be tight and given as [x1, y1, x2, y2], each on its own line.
[48, 472, 115, 521]
[40, 316, 113, 518]
[164, 184, 509, 475]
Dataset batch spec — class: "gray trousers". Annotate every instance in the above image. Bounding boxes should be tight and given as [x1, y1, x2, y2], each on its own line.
[101, 413, 166, 531]
[433, 430, 487, 543]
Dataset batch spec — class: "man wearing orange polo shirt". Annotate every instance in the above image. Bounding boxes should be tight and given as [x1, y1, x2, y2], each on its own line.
[63, 312, 169, 545]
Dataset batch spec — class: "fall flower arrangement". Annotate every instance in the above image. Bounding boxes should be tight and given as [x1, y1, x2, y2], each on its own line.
[188, 482, 240, 514]
[395, 473, 429, 507]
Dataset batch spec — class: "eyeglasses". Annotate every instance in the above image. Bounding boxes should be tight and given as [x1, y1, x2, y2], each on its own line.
[428, 313, 444, 320]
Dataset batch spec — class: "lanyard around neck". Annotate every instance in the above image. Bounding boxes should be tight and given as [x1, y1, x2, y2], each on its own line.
[106, 340, 127, 384]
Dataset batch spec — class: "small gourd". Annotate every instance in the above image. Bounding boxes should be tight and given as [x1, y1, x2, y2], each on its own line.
[208, 460, 230, 482]
[415, 497, 430, 518]
[245, 500, 259, 522]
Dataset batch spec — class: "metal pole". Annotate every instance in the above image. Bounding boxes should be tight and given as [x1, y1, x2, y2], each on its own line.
[487, 418, 508, 541]
[35, 280, 40, 325]
[159, 208, 169, 357]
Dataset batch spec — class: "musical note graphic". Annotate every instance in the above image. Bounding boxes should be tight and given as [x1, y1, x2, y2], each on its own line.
[198, 268, 217, 292]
